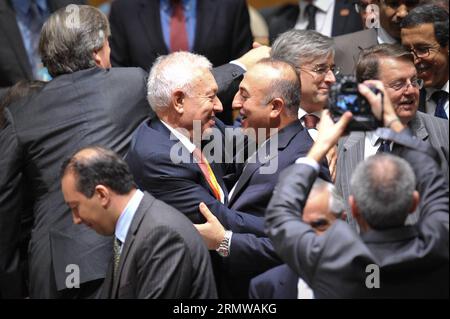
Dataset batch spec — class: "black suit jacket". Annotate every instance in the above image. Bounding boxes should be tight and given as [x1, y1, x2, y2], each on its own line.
[0, 0, 85, 90]
[249, 264, 298, 299]
[218, 120, 330, 298]
[265, 1, 362, 44]
[266, 129, 449, 298]
[109, 0, 252, 70]
[0, 67, 151, 298]
[102, 192, 217, 299]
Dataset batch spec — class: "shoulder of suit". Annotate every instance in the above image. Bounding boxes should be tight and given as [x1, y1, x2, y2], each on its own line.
[416, 111, 449, 130]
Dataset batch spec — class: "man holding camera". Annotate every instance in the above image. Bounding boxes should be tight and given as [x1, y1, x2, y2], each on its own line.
[266, 79, 449, 298]
[335, 43, 449, 227]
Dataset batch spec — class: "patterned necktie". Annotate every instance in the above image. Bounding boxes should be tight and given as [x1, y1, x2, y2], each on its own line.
[305, 4, 317, 30]
[377, 139, 391, 153]
[193, 148, 222, 201]
[303, 114, 320, 129]
[113, 236, 122, 280]
[28, 1, 45, 78]
[170, 0, 189, 52]
[431, 90, 449, 120]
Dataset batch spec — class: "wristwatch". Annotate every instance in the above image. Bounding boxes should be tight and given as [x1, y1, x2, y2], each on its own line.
[216, 230, 233, 257]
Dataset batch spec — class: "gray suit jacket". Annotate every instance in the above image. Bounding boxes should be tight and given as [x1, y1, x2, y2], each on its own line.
[102, 192, 217, 299]
[0, 67, 151, 298]
[333, 28, 378, 75]
[336, 112, 449, 226]
[266, 129, 449, 298]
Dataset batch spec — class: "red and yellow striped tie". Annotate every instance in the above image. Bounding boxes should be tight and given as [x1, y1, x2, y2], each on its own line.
[193, 148, 222, 201]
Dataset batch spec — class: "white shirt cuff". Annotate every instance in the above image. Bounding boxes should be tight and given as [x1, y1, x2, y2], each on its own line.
[229, 60, 246, 72]
[295, 157, 320, 172]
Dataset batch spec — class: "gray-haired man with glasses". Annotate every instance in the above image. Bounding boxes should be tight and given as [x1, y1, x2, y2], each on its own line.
[271, 29, 340, 180]
[336, 43, 449, 229]
[401, 4, 449, 120]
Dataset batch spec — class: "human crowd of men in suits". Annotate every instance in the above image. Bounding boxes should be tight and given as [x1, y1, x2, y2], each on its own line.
[0, 1, 448, 299]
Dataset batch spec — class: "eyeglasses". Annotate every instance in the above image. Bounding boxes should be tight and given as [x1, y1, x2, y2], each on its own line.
[387, 78, 423, 91]
[408, 45, 441, 59]
[301, 64, 341, 78]
[381, 0, 420, 8]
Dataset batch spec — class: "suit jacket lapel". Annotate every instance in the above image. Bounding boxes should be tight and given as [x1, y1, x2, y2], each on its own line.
[0, 1, 32, 79]
[409, 114, 429, 141]
[111, 193, 155, 297]
[193, 0, 216, 52]
[343, 132, 365, 162]
[229, 121, 302, 205]
[331, 0, 352, 36]
[139, 0, 169, 54]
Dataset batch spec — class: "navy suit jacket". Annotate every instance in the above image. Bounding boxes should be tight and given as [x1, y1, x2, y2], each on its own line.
[218, 120, 330, 298]
[249, 264, 298, 299]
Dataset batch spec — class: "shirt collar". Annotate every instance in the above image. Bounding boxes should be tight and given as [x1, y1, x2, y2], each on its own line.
[366, 130, 381, 147]
[160, 120, 196, 153]
[377, 27, 397, 45]
[298, 107, 322, 120]
[299, 0, 333, 13]
[115, 190, 144, 244]
[426, 80, 449, 101]
[13, 0, 48, 16]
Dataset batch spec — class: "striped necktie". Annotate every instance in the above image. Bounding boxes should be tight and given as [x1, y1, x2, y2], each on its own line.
[193, 148, 222, 202]
[113, 236, 122, 280]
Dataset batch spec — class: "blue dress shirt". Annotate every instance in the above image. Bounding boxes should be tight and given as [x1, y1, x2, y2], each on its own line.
[115, 190, 145, 251]
[160, 0, 197, 52]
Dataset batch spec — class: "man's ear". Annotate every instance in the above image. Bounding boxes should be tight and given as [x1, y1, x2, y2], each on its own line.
[270, 98, 284, 119]
[349, 195, 369, 232]
[95, 185, 110, 209]
[171, 90, 185, 115]
[408, 190, 420, 215]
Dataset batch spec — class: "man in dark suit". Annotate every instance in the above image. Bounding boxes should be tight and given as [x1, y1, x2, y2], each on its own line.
[336, 44, 449, 228]
[266, 81, 449, 298]
[109, 0, 252, 69]
[401, 4, 449, 119]
[108, 0, 253, 124]
[334, 0, 422, 75]
[60, 146, 217, 299]
[271, 29, 339, 181]
[193, 59, 330, 298]
[0, 5, 151, 298]
[249, 177, 346, 299]
[0, 0, 85, 97]
[263, 0, 362, 44]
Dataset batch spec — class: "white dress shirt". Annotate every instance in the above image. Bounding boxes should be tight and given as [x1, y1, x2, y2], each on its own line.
[377, 26, 397, 45]
[425, 81, 449, 119]
[294, 0, 335, 37]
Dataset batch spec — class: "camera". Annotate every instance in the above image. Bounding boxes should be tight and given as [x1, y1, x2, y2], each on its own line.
[328, 75, 382, 131]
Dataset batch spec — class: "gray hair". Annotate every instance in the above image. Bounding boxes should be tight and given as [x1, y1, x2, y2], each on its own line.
[350, 154, 416, 229]
[147, 52, 213, 112]
[311, 178, 346, 217]
[271, 29, 335, 67]
[256, 58, 301, 117]
[39, 5, 111, 77]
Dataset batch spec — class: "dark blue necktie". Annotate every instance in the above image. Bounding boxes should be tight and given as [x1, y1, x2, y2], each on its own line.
[28, 1, 46, 78]
[432, 90, 448, 120]
[377, 139, 391, 153]
[305, 4, 317, 30]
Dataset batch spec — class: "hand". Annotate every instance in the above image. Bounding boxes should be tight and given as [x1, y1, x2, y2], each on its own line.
[326, 145, 338, 183]
[358, 80, 405, 132]
[236, 45, 271, 70]
[307, 110, 352, 163]
[193, 202, 226, 250]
